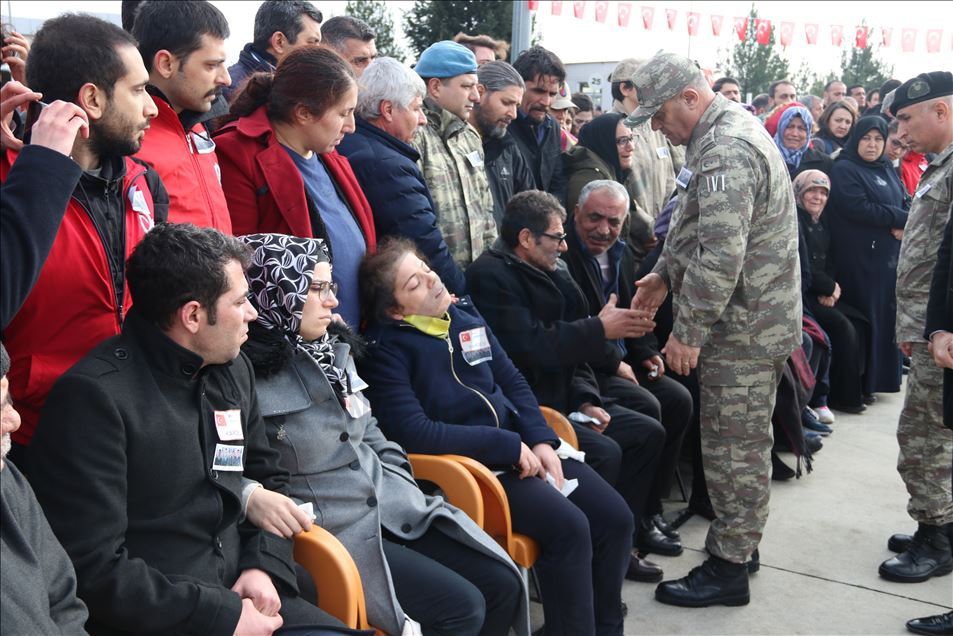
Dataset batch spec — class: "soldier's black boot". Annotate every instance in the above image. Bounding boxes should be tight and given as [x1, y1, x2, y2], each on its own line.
[889, 533, 914, 553]
[654, 555, 749, 607]
[879, 523, 953, 583]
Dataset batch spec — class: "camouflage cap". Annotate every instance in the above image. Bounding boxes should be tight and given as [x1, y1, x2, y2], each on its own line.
[880, 88, 897, 118]
[551, 81, 575, 110]
[609, 58, 644, 83]
[624, 51, 703, 127]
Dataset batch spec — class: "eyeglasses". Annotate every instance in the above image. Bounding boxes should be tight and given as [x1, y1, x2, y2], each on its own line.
[539, 231, 567, 244]
[615, 135, 635, 147]
[309, 280, 339, 301]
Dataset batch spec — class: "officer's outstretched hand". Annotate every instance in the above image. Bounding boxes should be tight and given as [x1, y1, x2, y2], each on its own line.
[599, 293, 655, 339]
[633, 273, 668, 314]
[662, 334, 700, 376]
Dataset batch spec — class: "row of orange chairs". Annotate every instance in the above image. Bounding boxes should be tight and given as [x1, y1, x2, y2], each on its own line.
[292, 406, 580, 633]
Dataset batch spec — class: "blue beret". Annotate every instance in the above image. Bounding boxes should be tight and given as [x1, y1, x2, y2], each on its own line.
[415, 41, 478, 79]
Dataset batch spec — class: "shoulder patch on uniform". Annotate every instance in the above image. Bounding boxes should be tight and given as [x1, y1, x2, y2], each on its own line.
[701, 154, 722, 172]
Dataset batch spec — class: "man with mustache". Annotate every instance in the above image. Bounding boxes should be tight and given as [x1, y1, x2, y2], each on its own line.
[0, 13, 167, 472]
[132, 0, 233, 231]
[474, 60, 537, 224]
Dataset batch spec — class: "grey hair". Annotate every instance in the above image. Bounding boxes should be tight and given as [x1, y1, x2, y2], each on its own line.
[356, 57, 425, 120]
[477, 60, 525, 94]
[577, 179, 629, 210]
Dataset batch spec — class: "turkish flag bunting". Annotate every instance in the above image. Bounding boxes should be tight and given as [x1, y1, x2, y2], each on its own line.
[665, 8, 677, 30]
[780, 22, 794, 47]
[755, 18, 771, 45]
[881, 26, 892, 47]
[733, 17, 748, 41]
[927, 29, 942, 53]
[594, 1, 608, 22]
[687, 12, 700, 36]
[527, 0, 540, 10]
[830, 24, 843, 46]
[855, 26, 869, 48]
[618, 3, 632, 27]
[710, 14, 724, 36]
[902, 28, 916, 52]
[641, 5, 654, 29]
[805, 23, 818, 44]
[573, 1, 586, 18]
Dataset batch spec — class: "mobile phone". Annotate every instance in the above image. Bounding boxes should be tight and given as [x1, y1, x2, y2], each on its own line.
[23, 100, 48, 137]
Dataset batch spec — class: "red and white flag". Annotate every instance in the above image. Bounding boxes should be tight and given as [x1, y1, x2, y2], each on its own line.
[710, 14, 724, 36]
[902, 28, 917, 52]
[573, 1, 586, 18]
[641, 5, 654, 30]
[594, 1, 608, 22]
[755, 18, 771, 45]
[855, 25, 869, 48]
[927, 29, 942, 53]
[779, 22, 794, 47]
[830, 24, 843, 46]
[733, 16, 748, 42]
[881, 26, 892, 47]
[665, 8, 677, 30]
[527, 0, 540, 11]
[617, 2, 632, 27]
[805, 23, 818, 45]
[687, 12, 700, 36]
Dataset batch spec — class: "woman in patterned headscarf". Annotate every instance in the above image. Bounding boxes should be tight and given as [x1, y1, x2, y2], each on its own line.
[238, 233, 525, 636]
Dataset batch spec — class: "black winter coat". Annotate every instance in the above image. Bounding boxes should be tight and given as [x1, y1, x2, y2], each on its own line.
[925, 208, 953, 428]
[508, 112, 567, 204]
[29, 310, 297, 636]
[483, 132, 537, 225]
[789, 146, 834, 179]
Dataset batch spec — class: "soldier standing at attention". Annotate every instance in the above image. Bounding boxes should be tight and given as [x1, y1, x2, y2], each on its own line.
[630, 52, 802, 607]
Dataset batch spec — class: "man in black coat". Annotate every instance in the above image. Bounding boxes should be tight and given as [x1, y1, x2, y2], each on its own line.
[926, 206, 953, 428]
[466, 189, 672, 582]
[28, 224, 347, 636]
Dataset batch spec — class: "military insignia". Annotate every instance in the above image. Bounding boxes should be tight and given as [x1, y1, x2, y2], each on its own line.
[705, 174, 727, 192]
[675, 166, 694, 189]
[907, 79, 930, 99]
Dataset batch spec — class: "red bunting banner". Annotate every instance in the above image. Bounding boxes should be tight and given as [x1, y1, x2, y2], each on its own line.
[733, 16, 748, 41]
[805, 23, 818, 44]
[687, 12, 700, 36]
[830, 24, 843, 46]
[617, 2, 632, 27]
[641, 5, 654, 30]
[527, 0, 540, 11]
[881, 26, 892, 47]
[710, 14, 723, 36]
[902, 28, 917, 52]
[926, 29, 942, 53]
[573, 1, 586, 18]
[755, 18, 771, 45]
[665, 8, 677, 30]
[594, 1, 608, 22]
[780, 21, 794, 47]
[855, 26, 869, 48]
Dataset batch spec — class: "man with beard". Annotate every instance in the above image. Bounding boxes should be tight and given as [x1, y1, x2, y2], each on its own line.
[0, 13, 167, 472]
[474, 60, 537, 224]
[132, 0, 233, 231]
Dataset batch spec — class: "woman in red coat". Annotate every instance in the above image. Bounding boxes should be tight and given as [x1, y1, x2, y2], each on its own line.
[214, 47, 376, 326]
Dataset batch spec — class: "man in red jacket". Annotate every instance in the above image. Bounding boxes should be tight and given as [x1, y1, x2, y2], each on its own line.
[132, 1, 232, 232]
[2, 14, 168, 469]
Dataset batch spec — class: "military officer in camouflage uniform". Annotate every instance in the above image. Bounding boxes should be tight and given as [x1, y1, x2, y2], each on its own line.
[630, 51, 801, 607]
[413, 41, 498, 269]
[880, 71, 953, 588]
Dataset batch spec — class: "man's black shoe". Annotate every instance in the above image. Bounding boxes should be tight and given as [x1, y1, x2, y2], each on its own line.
[829, 402, 866, 414]
[653, 513, 680, 540]
[889, 533, 914, 553]
[636, 519, 683, 556]
[906, 610, 953, 635]
[655, 556, 750, 607]
[626, 552, 663, 583]
[771, 452, 795, 481]
[879, 524, 953, 583]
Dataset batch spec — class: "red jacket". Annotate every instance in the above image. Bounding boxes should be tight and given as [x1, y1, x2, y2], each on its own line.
[2, 156, 166, 444]
[213, 105, 376, 251]
[899, 151, 928, 196]
[135, 95, 232, 233]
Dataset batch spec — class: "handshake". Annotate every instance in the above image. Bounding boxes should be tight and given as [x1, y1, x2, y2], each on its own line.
[598, 292, 657, 339]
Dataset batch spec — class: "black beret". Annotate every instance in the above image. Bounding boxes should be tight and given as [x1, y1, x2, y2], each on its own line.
[889, 71, 953, 116]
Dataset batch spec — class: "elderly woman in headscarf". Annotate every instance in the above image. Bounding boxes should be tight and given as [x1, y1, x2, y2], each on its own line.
[770, 102, 833, 179]
[795, 170, 870, 413]
[827, 116, 908, 402]
[237, 233, 524, 636]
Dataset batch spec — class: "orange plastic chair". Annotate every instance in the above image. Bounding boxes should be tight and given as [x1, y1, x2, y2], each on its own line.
[407, 453, 486, 526]
[539, 405, 579, 450]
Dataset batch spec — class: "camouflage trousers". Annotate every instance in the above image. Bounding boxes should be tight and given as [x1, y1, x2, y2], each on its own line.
[897, 342, 953, 525]
[698, 357, 785, 563]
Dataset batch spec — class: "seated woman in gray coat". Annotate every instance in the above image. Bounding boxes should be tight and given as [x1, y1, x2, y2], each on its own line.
[238, 233, 523, 636]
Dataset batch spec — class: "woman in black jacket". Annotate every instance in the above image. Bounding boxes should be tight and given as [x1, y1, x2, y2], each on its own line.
[813, 100, 857, 156]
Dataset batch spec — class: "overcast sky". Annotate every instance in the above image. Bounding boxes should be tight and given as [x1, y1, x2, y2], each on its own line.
[6, 0, 951, 83]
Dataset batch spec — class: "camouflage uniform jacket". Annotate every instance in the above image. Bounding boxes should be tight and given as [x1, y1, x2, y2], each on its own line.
[896, 141, 953, 343]
[413, 98, 497, 268]
[654, 94, 802, 360]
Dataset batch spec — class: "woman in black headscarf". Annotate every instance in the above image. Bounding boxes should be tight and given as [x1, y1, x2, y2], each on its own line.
[827, 116, 909, 400]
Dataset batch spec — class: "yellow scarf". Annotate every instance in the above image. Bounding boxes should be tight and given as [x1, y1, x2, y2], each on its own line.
[403, 313, 451, 338]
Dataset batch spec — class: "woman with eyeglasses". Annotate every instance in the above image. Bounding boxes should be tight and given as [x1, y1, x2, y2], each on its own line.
[214, 47, 376, 327]
[238, 233, 524, 636]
